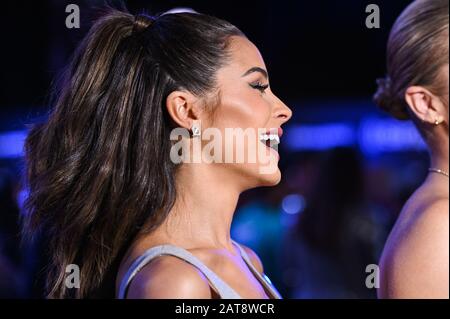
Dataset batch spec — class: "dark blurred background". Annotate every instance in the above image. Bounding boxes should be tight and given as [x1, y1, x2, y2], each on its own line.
[0, 0, 429, 298]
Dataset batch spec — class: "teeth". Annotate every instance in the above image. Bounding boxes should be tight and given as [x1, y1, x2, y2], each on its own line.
[260, 134, 280, 145]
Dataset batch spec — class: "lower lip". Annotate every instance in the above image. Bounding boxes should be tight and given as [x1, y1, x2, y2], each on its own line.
[261, 141, 280, 160]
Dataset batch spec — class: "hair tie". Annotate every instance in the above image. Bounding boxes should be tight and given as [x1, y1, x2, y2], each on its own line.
[133, 14, 155, 33]
[376, 76, 392, 92]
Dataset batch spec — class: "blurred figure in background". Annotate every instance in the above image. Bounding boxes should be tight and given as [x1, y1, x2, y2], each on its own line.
[282, 147, 383, 298]
[231, 188, 287, 296]
[231, 153, 320, 296]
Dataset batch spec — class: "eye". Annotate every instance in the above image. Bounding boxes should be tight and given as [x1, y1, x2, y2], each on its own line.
[249, 81, 269, 93]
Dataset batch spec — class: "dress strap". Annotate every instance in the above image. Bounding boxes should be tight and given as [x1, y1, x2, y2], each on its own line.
[232, 240, 283, 299]
[117, 244, 242, 299]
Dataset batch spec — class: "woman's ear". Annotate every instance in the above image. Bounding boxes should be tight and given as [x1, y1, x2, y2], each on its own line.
[405, 86, 445, 124]
[166, 91, 200, 129]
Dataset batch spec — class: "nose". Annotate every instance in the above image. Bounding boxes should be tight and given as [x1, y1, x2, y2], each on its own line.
[272, 95, 292, 125]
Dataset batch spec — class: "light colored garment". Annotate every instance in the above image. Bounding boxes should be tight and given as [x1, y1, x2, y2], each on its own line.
[118, 240, 282, 299]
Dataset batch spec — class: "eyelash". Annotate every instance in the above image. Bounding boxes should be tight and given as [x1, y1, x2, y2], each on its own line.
[250, 81, 269, 93]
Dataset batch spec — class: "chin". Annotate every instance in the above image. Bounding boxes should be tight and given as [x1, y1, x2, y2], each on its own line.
[233, 163, 281, 190]
[257, 167, 281, 187]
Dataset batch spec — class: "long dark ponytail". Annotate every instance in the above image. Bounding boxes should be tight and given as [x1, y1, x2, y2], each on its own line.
[23, 8, 243, 298]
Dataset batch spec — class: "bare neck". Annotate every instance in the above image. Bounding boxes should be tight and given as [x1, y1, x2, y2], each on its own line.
[425, 136, 449, 196]
[428, 127, 449, 176]
[158, 164, 242, 251]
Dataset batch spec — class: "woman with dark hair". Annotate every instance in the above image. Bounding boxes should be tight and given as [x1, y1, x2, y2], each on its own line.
[374, 0, 449, 298]
[22, 8, 291, 299]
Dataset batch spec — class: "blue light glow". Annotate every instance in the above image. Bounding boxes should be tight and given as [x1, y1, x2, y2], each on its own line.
[358, 118, 426, 155]
[285, 118, 426, 155]
[0, 130, 27, 158]
[281, 194, 305, 215]
[285, 123, 356, 150]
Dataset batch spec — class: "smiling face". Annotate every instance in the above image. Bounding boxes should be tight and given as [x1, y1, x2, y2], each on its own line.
[198, 36, 292, 190]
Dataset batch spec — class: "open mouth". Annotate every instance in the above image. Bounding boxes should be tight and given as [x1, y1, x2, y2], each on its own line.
[259, 131, 280, 151]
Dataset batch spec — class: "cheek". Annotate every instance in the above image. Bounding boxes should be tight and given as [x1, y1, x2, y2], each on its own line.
[214, 90, 271, 129]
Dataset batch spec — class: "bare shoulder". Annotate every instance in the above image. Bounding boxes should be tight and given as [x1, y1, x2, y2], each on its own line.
[380, 198, 449, 298]
[239, 244, 264, 274]
[126, 255, 212, 299]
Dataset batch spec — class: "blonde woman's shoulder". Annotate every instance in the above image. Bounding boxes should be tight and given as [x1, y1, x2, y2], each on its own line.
[379, 197, 449, 299]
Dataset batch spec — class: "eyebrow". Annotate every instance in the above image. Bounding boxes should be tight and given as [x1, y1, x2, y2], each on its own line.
[241, 67, 268, 79]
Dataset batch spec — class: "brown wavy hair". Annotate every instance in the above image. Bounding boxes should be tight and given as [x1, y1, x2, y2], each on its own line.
[373, 0, 449, 119]
[22, 8, 243, 298]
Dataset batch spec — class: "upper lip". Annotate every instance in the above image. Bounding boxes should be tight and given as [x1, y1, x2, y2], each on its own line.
[278, 127, 283, 138]
[262, 127, 283, 137]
